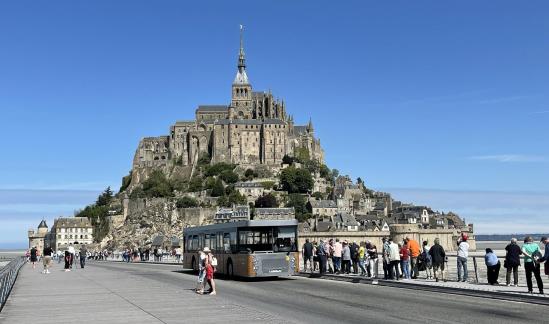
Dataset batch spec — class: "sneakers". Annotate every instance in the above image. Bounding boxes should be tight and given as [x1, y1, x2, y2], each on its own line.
[46, 270, 50, 274]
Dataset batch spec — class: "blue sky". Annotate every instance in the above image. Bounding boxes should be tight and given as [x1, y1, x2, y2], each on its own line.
[1, 1, 548, 248]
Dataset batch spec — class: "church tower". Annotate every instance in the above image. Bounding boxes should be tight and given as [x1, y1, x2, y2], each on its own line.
[231, 25, 253, 119]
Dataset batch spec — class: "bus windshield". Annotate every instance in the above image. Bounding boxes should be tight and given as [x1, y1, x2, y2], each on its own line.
[237, 226, 297, 253]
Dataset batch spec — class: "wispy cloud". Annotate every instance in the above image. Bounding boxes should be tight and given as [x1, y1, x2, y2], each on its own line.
[475, 95, 531, 105]
[529, 110, 549, 115]
[468, 154, 547, 163]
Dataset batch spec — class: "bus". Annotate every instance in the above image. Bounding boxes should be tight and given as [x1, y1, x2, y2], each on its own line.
[183, 219, 299, 278]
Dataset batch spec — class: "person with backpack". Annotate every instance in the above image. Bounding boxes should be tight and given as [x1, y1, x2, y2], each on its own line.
[195, 248, 207, 294]
[366, 241, 378, 278]
[341, 241, 352, 274]
[350, 241, 360, 274]
[30, 246, 38, 269]
[205, 249, 217, 295]
[421, 241, 433, 279]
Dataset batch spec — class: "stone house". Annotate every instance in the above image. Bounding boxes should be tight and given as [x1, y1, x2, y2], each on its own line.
[234, 182, 264, 203]
[309, 199, 338, 217]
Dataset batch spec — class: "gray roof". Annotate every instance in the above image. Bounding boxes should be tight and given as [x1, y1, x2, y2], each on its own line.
[294, 126, 308, 134]
[175, 120, 195, 125]
[334, 213, 359, 227]
[54, 217, 92, 228]
[235, 182, 263, 188]
[38, 220, 48, 228]
[263, 118, 286, 125]
[316, 221, 333, 232]
[196, 105, 228, 112]
[310, 200, 337, 209]
[256, 208, 295, 215]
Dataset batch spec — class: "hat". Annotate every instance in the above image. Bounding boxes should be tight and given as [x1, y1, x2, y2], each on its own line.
[203, 247, 211, 253]
[541, 236, 548, 242]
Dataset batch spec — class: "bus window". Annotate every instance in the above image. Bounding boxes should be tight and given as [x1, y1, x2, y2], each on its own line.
[217, 232, 222, 252]
[210, 234, 217, 251]
[274, 227, 297, 252]
[192, 235, 198, 251]
[223, 233, 231, 253]
[238, 228, 275, 252]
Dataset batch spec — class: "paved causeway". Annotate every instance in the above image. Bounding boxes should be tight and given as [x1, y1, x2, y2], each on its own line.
[1, 261, 547, 323]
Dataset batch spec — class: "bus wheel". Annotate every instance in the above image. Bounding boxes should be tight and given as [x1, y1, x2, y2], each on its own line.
[191, 256, 196, 272]
[227, 260, 234, 279]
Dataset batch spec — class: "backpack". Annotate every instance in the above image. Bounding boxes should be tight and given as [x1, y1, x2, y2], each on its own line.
[211, 256, 218, 267]
[316, 243, 326, 256]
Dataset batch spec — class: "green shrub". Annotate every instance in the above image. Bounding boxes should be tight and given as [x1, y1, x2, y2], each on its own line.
[210, 179, 225, 197]
[176, 197, 199, 208]
[279, 166, 313, 194]
[220, 170, 239, 184]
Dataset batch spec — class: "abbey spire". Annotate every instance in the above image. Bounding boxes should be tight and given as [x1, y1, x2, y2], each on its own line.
[231, 25, 253, 118]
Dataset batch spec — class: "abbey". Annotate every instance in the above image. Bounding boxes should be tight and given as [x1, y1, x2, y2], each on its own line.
[133, 29, 324, 169]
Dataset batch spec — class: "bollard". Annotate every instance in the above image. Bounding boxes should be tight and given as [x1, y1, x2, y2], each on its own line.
[473, 257, 479, 284]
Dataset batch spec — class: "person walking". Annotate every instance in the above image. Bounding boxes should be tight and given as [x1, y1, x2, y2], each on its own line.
[429, 238, 446, 282]
[484, 248, 501, 285]
[302, 239, 314, 273]
[538, 236, 549, 278]
[79, 245, 88, 269]
[42, 245, 53, 274]
[521, 236, 544, 294]
[504, 238, 521, 286]
[406, 237, 421, 279]
[326, 239, 335, 274]
[456, 233, 469, 282]
[175, 246, 183, 263]
[366, 241, 378, 278]
[333, 239, 342, 274]
[400, 241, 411, 279]
[68, 244, 76, 269]
[342, 241, 351, 274]
[64, 250, 72, 272]
[30, 246, 38, 269]
[388, 238, 400, 280]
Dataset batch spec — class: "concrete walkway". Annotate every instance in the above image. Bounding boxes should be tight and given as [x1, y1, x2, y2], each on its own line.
[0, 262, 280, 324]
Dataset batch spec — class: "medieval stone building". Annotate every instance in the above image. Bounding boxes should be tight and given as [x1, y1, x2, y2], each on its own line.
[133, 28, 324, 170]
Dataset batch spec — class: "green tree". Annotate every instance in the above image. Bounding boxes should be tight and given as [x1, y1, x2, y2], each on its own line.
[286, 193, 311, 222]
[279, 166, 313, 194]
[220, 170, 239, 184]
[170, 176, 188, 192]
[176, 197, 199, 208]
[312, 191, 324, 200]
[119, 171, 132, 193]
[255, 193, 279, 208]
[282, 155, 294, 165]
[294, 147, 310, 163]
[197, 152, 211, 166]
[142, 171, 173, 197]
[204, 176, 217, 190]
[96, 187, 114, 206]
[210, 178, 225, 197]
[205, 163, 236, 177]
[244, 168, 258, 181]
[188, 177, 203, 192]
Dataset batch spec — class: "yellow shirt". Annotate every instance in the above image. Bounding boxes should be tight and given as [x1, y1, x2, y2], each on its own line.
[359, 246, 365, 259]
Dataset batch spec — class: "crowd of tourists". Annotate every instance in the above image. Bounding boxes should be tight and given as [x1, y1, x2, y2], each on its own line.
[302, 234, 549, 295]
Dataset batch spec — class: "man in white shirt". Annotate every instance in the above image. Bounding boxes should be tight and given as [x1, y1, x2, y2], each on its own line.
[68, 244, 76, 269]
[388, 238, 401, 280]
[457, 234, 470, 282]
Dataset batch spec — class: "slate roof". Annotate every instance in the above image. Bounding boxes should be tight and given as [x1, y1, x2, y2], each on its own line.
[256, 208, 295, 215]
[310, 200, 337, 209]
[294, 126, 308, 134]
[334, 213, 359, 227]
[54, 217, 93, 228]
[196, 105, 228, 112]
[263, 118, 286, 125]
[316, 221, 333, 232]
[235, 182, 264, 188]
[175, 120, 195, 125]
[38, 220, 48, 228]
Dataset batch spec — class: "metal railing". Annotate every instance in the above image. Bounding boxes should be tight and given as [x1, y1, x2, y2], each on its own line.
[0, 256, 26, 312]
[301, 254, 549, 286]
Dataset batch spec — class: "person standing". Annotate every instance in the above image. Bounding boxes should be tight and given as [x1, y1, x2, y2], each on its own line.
[30, 246, 38, 269]
[333, 239, 342, 274]
[350, 241, 360, 274]
[366, 241, 378, 278]
[176, 246, 183, 263]
[196, 248, 208, 294]
[521, 236, 544, 294]
[382, 237, 390, 279]
[504, 238, 521, 286]
[406, 237, 421, 279]
[64, 250, 72, 272]
[358, 242, 367, 276]
[456, 234, 469, 282]
[205, 250, 216, 295]
[342, 241, 351, 274]
[388, 238, 400, 280]
[317, 240, 327, 274]
[326, 239, 335, 274]
[302, 239, 314, 273]
[538, 236, 549, 277]
[429, 238, 446, 282]
[42, 245, 53, 274]
[79, 245, 88, 269]
[422, 241, 433, 279]
[484, 248, 501, 285]
[400, 241, 411, 279]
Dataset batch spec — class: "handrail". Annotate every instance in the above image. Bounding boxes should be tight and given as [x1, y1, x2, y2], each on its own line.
[0, 256, 26, 312]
